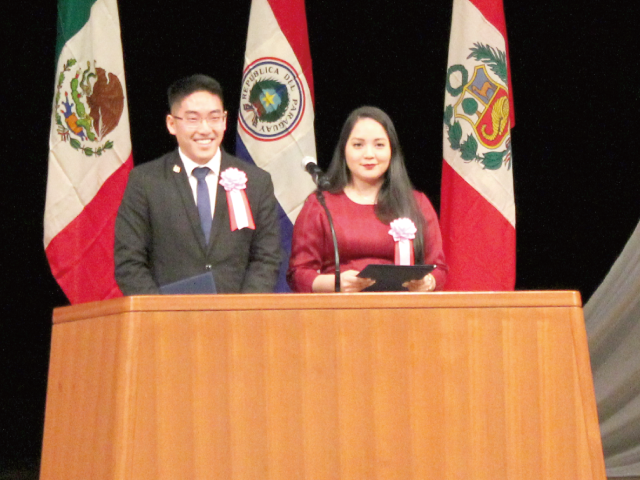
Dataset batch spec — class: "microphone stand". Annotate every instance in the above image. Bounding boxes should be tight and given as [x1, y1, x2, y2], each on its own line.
[315, 190, 341, 292]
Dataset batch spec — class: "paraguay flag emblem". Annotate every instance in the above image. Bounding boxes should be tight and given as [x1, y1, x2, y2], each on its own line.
[239, 57, 306, 141]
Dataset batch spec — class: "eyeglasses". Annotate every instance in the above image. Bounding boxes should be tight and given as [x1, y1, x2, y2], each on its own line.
[172, 113, 227, 128]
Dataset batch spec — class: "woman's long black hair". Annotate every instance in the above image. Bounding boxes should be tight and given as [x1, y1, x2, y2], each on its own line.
[324, 106, 427, 263]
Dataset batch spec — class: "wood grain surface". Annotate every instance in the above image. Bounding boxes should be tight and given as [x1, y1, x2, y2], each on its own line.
[41, 292, 605, 479]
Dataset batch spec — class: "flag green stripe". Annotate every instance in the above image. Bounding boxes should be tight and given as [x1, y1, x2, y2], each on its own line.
[55, 0, 99, 61]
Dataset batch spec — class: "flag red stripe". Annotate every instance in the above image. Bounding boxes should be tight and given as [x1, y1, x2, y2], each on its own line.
[467, 0, 506, 36]
[440, 161, 515, 291]
[267, 0, 315, 105]
[46, 155, 133, 303]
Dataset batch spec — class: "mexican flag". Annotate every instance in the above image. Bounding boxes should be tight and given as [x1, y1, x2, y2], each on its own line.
[440, 0, 516, 291]
[236, 0, 317, 292]
[44, 0, 133, 304]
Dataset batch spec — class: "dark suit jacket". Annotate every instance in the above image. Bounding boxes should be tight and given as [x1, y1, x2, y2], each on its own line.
[114, 149, 281, 294]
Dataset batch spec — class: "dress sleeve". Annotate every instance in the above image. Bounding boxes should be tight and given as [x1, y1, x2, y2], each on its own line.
[415, 191, 449, 290]
[287, 193, 331, 292]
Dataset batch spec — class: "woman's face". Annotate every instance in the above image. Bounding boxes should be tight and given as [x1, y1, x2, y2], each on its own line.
[344, 118, 392, 187]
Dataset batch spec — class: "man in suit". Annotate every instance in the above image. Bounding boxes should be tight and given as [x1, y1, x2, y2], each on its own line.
[114, 75, 280, 294]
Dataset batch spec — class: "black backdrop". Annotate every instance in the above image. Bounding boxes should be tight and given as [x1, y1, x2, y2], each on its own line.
[3, 0, 639, 473]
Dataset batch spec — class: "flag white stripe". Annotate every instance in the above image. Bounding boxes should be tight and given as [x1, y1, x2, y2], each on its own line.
[238, 0, 316, 223]
[443, 0, 514, 226]
[45, 0, 131, 246]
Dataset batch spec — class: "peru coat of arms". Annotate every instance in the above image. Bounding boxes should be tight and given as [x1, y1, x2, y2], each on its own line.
[444, 43, 512, 170]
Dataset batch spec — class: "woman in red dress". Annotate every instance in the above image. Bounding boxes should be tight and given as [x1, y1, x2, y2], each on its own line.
[287, 106, 447, 293]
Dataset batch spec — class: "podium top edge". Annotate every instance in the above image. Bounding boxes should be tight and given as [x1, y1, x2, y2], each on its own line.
[52, 291, 582, 324]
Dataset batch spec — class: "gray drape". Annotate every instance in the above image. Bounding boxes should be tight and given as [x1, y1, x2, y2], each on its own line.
[585, 219, 640, 478]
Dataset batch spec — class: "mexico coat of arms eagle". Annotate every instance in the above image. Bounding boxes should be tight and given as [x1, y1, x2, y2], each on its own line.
[55, 59, 124, 157]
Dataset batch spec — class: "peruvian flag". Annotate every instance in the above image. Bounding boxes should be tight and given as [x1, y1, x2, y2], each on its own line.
[44, 0, 133, 304]
[236, 0, 317, 292]
[440, 0, 516, 291]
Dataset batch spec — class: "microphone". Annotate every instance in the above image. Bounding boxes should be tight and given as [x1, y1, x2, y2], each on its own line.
[302, 156, 330, 190]
[300, 157, 340, 290]
[301, 157, 341, 291]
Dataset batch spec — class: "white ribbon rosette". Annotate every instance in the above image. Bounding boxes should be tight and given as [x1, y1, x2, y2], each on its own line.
[219, 168, 255, 230]
[388, 217, 416, 265]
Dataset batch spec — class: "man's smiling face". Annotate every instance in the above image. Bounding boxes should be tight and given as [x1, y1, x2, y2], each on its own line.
[166, 90, 227, 165]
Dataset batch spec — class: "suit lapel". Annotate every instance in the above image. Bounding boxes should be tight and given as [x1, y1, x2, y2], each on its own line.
[167, 151, 209, 253]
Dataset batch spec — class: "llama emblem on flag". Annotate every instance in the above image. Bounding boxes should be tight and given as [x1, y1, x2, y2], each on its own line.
[444, 42, 512, 171]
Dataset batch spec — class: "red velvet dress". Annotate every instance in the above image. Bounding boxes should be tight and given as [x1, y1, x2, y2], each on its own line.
[287, 191, 448, 292]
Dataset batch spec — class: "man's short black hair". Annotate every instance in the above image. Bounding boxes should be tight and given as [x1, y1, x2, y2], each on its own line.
[167, 74, 224, 112]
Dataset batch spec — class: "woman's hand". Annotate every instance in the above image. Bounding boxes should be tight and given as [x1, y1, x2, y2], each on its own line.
[311, 270, 375, 292]
[403, 273, 436, 292]
[340, 270, 375, 292]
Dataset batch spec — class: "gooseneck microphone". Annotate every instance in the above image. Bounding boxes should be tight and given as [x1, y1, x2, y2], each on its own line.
[300, 156, 341, 292]
[301, 156, 331, 190]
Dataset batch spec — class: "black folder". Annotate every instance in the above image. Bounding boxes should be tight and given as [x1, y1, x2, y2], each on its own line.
[357, 264, 437, 292]
[159, 272, 217, 295]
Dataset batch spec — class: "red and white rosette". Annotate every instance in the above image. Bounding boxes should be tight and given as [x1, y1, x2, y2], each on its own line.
[219, 168, 256, 231]
[388, 218, 416, 265]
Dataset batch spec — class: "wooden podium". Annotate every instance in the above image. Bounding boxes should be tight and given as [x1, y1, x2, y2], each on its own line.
[40, 291, 605, 479]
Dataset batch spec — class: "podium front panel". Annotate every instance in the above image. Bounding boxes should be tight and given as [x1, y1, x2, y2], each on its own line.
[41, 292, 605, 480]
